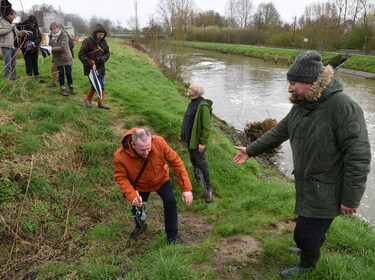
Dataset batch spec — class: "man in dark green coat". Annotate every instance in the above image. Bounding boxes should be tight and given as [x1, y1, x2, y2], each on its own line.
[181, 83, 213, 203]
[233, 51, 371, 278]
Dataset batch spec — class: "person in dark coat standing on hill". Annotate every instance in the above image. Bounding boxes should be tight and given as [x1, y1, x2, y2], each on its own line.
[181, 83, 213, 203]
[78, 24, 110, 110]
[233, 51, 371, 278]
[17, 15, 42, 80]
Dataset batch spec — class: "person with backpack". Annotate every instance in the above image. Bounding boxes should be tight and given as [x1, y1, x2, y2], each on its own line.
[78, 24, 110, 109]
[49, 22, 77, 96]
[17, 15, 42, 80]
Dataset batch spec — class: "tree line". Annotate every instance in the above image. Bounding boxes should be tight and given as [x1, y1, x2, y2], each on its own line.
[17, 1, 375, 52]
[144, 0, 375, 52]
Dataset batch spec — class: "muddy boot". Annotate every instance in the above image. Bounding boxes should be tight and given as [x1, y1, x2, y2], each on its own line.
[204, 189, 213, 203]
[280, 252, 319, 278]
[69, 84, 77, 94]
[60, 86, 68, 96]
[167, 235, 186, 245]
[85, 100, 93, 108]
[98, 103, 110, 110]
[130, 226, 145, 239]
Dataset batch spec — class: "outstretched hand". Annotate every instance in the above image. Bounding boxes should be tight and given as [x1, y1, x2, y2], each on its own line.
[182, 191, 193, 206]
[233, 146, 250, 164]
[341, 204, 357, 215]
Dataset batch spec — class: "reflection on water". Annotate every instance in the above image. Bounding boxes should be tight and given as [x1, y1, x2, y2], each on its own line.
[180, 48, 375, 226]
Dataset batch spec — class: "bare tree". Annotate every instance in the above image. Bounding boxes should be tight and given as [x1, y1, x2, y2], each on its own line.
[253, 2, 281, 44]
[157, 0, 195, 36]
[225, 0, 254, 27]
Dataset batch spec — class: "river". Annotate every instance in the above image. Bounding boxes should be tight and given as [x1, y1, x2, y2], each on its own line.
[179, 47, 375, 225]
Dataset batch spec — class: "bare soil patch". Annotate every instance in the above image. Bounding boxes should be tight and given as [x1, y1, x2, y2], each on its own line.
[213, 234, 262, 279]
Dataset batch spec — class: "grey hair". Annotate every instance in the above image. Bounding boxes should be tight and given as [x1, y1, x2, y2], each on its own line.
[50, 22, 62, 31]
[132, 129, 151, 145]
[189, 84, 205, 97]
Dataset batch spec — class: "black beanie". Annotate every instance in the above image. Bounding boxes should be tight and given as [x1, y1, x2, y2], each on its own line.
[286, 51, 324, 83]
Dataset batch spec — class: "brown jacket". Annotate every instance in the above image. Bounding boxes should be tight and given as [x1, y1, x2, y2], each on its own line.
[114, 128, 192, 204]
[49, 30, 73, 66]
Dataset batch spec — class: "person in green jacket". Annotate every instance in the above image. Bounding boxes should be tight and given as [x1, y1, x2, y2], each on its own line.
[233, 51, 371, 278]
[181, 83, 213, 203]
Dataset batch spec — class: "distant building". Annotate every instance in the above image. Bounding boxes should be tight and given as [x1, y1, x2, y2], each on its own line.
[41, 12, 75, 36]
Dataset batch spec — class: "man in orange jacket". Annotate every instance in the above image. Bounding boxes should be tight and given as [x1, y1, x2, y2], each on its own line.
[114, 128, 193, 243]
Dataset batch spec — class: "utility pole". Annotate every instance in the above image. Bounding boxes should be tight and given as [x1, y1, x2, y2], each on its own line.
[292, 16, 296, 48]
[135, 1, 139, 32]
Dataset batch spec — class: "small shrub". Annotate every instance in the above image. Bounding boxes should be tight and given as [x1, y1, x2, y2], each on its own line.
[31, 103, 55, 120]
[13, 111, 28, 123]
[18, 135, 41, 154]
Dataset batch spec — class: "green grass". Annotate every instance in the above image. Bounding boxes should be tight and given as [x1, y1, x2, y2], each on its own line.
[0, 38, 374, 280]
[341, 55, 375, 73]
[176, 41, 343, 66]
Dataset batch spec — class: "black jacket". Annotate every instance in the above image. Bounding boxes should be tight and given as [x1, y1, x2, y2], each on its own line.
[78, 24, 110, 76]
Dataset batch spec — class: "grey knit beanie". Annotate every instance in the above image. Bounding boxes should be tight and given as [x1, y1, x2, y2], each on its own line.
[286, 51, 324, 83]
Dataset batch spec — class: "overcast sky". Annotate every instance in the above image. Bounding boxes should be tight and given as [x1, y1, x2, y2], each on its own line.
[12, 0, 315, 28]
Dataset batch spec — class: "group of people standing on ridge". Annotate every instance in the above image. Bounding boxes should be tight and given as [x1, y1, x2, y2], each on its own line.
[1, 8, 371, 277]
[0, 9, 111, 109]
[114, 51, 370, 279]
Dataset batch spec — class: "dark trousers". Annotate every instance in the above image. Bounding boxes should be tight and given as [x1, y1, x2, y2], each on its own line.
[57, 65, 73, 86]
[188, 148, 211, 189]
[23, 50, 39, 76]
[294, 216, 334, 256]
[132, 180, 178, 239]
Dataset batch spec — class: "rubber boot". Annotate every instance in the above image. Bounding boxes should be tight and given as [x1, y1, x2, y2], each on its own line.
[85, 88, 96, 108]
[280, 252, 319, 278]
[98, 89, 110, 109]
[204, 188, 213, 203]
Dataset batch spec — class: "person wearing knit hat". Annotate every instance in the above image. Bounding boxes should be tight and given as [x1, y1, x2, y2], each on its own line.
[78, 24, 110, 110]
[17, 15, 43, 80]
[233, 51, 371, 278]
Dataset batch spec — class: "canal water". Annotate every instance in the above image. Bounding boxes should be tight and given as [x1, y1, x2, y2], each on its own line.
[179, 48, 375, 225]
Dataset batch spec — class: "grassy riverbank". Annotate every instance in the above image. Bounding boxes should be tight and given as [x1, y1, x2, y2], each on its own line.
[1, 38, 375, 280]
[177, 41, 343, 66]
[339, 55, 375, 73]
[178, 41, 375, 74]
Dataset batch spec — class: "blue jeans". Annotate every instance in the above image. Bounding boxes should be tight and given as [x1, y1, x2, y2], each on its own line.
[132, 180, 178, 239]
[57, 65, 73, 86]
[1, 47, 18, 80]
[89, 75, 105, 90]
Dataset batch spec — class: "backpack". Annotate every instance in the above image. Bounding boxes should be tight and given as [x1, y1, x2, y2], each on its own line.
[68, 35, 74, 49]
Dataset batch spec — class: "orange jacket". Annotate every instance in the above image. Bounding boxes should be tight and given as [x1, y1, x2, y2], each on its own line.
[114, 128, 192, 204]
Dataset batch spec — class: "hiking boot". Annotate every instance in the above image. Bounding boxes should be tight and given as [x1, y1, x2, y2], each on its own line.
[98, 104, 110, 110]
[167, 235, 186, 245]
[289, 247, 301, 255]
[85, 100, 93, 108]
[69, 84, 77, 94]
[130, 226, 145, 239]
[280, 265, 313, 278]
[60, 86, 68, 96]
[204, 189, 213, 203]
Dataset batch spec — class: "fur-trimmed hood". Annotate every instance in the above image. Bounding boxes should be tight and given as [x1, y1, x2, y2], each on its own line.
[289, 65, 335, 104]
